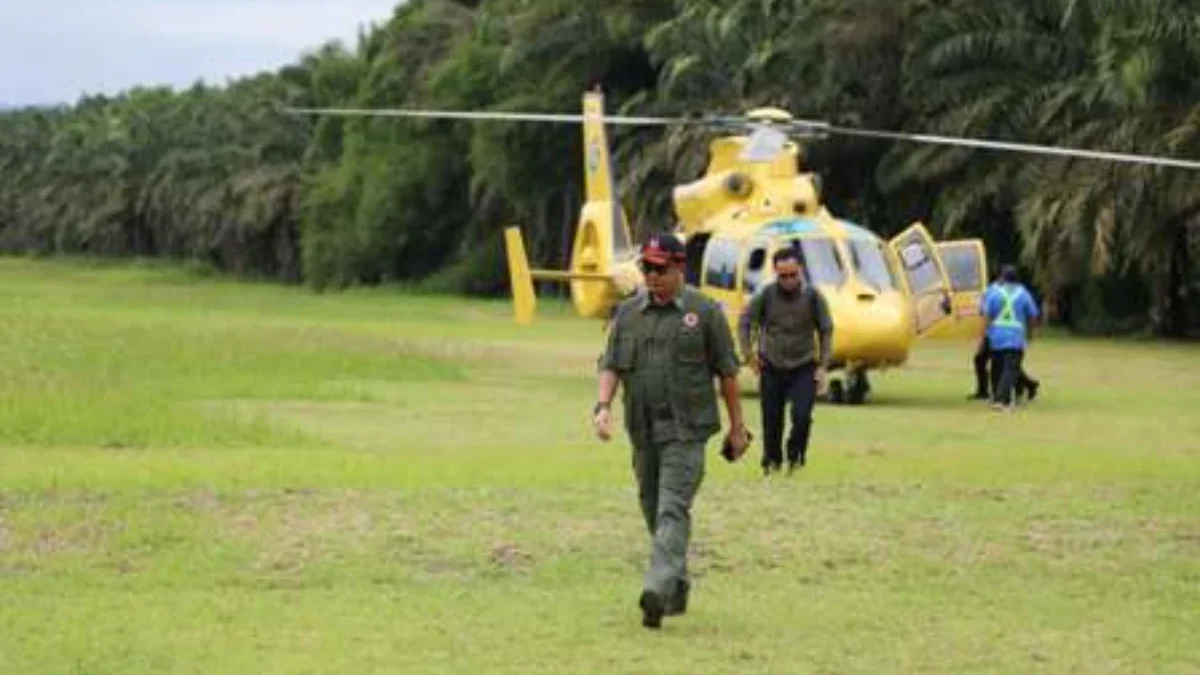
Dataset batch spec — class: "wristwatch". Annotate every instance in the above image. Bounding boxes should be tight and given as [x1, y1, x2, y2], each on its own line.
[593, 401, 611, 415]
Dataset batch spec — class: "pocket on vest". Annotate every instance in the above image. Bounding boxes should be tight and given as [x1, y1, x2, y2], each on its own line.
[614, 337, 637, 370]
[675, 328, 706, 364]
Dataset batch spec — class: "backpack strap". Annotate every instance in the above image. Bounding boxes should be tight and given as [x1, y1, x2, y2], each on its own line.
[758, 282, 820, 325]
[759, 282, 773, 325]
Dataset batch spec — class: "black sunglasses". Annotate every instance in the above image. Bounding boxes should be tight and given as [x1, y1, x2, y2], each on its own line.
[776, 271, 800, 279]
[640, 261, 670, 275]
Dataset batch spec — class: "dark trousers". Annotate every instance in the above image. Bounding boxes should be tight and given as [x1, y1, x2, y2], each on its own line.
[990, 348, 1025, 405]
[759, 361, 817, 468]
[975, 337, 1036, 398]
[973, 339, 991, 396]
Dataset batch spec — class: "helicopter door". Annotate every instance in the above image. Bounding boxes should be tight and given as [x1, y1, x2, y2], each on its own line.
[742, 241, 769, 296]
[924, 239, 989, 340]
[888, 223, 952, 334]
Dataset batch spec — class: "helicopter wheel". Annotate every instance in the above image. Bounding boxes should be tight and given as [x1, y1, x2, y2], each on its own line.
[827, 378, 845, 404]
[846, 370, 870, 405]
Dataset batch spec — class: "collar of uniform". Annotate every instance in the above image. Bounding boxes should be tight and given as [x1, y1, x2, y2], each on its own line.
[636, 289, 684, 311]
[775, 282, 804, 297]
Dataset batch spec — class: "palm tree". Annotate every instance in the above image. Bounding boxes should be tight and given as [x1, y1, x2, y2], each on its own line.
[888, 0, 1200, 334]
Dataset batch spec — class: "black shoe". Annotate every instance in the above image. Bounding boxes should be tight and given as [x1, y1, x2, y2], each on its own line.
[639, 590, 665, 629]
[665, 580, 689, 616]
[1027, 381, 1039, 401]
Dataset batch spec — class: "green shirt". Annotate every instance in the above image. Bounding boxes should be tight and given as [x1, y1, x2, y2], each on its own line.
[599, 286, 740, 446]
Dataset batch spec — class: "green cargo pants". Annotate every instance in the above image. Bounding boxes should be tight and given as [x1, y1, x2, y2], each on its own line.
[633, 439, 706, 598]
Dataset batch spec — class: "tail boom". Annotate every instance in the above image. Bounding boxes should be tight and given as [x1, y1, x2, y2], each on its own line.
[499, 90, 641, 325]
[503, 225, 625, 324]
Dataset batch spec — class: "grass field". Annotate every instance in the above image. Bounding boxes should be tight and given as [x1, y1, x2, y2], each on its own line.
[1, 256, 1197, 674]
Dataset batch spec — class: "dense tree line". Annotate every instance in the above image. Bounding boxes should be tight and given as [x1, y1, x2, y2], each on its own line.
[2, 0, 1198, 335]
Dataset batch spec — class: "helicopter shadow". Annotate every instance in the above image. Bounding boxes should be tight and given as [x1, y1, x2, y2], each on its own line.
[740, 388, 977, 412]
[830, 394, 982, 411]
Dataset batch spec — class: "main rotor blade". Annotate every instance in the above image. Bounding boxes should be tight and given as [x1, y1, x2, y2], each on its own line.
[285, 105, 1200, 170]
[825, 124, 1200, 171]
[282, 106, 700, 127]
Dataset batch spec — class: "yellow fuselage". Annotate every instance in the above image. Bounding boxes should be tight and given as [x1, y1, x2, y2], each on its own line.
[666, 133, 920, 369]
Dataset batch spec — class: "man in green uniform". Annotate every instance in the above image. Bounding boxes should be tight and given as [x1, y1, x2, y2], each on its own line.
[593, 233, 749, 630]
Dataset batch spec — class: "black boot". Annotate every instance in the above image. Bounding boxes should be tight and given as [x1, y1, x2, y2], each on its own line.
[665, 579, 689, 616]
[787, 455, 805, 474]
[639, 591, 665, 629]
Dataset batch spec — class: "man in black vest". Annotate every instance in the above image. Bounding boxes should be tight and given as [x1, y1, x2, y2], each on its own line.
[738, 246, 833, 476]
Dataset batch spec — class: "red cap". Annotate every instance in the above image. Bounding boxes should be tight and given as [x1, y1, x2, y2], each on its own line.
[640, 234, 686, 265]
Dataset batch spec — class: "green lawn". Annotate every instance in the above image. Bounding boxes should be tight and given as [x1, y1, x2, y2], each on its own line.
[1, 256, 1197, 674]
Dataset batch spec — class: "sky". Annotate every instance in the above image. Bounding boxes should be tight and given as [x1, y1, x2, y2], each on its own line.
[0, 0, 401, 106]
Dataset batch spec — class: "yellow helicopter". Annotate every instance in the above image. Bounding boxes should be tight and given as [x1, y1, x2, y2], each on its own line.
[288, 89, 1200, 404]
[496, 90, 983, 404]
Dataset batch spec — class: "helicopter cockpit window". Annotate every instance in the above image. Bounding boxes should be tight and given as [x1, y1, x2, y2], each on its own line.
[743, 245, 767, 294]
[684, 233, 711, 286]
[848, 238, 899, 292]
[939, 245, 982, 292]
[703, 237, 739, 290]
[787, 237, 845, 286]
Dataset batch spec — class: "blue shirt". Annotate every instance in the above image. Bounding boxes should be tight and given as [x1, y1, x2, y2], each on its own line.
[981, 282, 1039, 350]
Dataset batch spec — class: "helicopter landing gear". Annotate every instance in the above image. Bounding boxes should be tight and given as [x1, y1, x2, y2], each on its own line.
[845, 368, 871, 405]
[824, 368, 870, 405]
[827, 378, 845, 404]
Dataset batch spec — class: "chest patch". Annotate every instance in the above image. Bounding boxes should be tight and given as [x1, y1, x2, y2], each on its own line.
[682, 312, 699, 328]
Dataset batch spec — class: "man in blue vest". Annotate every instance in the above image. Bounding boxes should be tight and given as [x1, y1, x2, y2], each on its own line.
[969, 272, 1040, 402]
[981, 265, 1040, 411]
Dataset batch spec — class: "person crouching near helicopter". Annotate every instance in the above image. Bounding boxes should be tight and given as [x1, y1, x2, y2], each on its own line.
[969, 272, 1041, 402]
[969, 333, 1040, 403]
[593, 233, 750, 629]
[738, 246, 833, 476]
[981, 265, 1040, 412]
